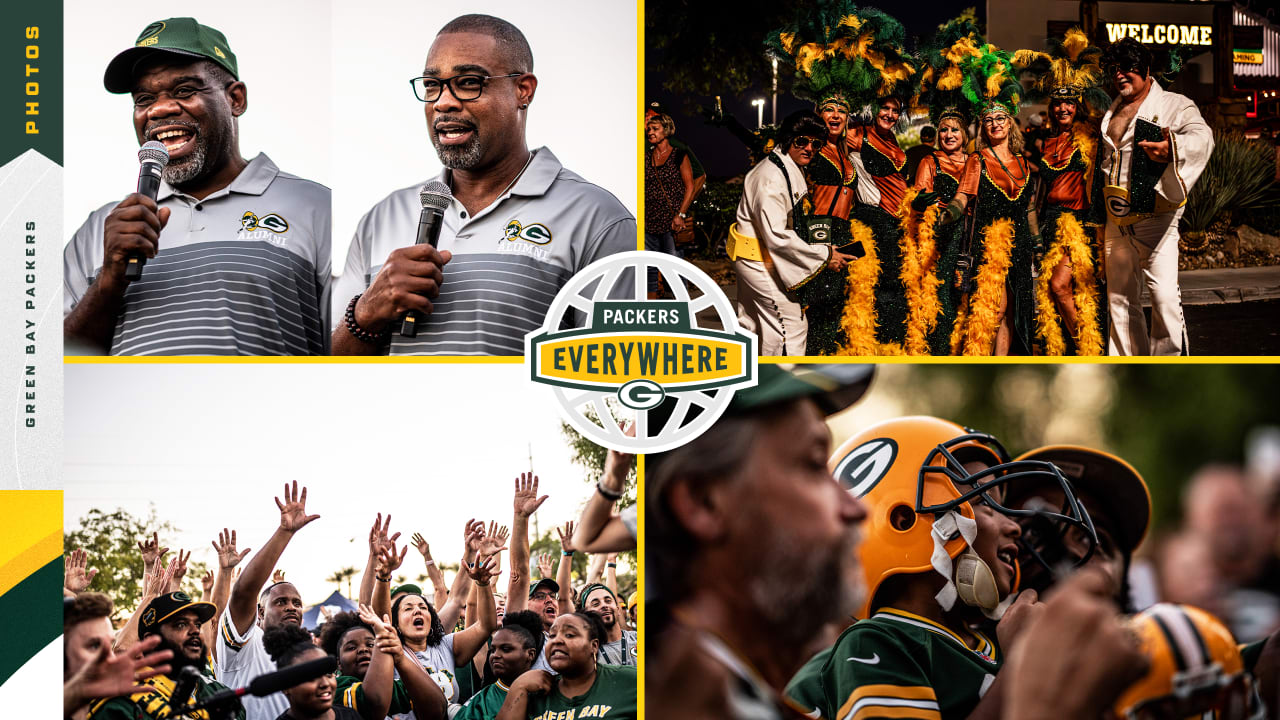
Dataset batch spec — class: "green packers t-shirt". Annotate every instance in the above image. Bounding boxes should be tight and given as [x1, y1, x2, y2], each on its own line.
[454, 679, 510, 720]
[821, 608, 1001, 720]
[335, 673, 416, 716]
[785, 646, 833, 718]
[525, 663, 636, 720]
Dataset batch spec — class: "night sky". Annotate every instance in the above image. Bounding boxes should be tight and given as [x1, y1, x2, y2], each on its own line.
[645, 1, 990, 178]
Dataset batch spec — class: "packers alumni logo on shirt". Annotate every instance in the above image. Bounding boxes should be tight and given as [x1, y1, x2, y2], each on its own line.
[239, 211, 290, 246]
[502, 219, 553, 245]
[527, 251, 757, 454]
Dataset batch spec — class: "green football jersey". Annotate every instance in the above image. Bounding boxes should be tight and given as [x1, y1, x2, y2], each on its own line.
[822, 608, 1001, 720]
[335, 673, 416, 716]
[526, 663, 636, 720]
[454, 680, 509, 720]
[785, 647, 833, 718]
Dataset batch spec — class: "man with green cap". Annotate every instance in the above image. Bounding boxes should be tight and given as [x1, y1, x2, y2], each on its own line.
[64, 17, 331, 356]
[646, 364, 874, 718]
[578, 583, 636, 666]
[87, 591, 243, 720]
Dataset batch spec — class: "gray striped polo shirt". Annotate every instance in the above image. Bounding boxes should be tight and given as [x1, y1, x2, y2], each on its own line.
[333, 147, 636, 355]
[64, 153, 331, 355]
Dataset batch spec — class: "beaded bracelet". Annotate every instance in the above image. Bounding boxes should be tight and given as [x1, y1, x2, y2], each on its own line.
[344, 294, 387, 345]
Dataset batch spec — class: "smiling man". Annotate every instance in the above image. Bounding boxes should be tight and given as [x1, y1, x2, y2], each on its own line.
[578, 584, 637, 666]
[88, 592, 244, 720]
[333, 14, 635, 356]
[1098, 37, 1213, 356]
[63, 17, 331, 356]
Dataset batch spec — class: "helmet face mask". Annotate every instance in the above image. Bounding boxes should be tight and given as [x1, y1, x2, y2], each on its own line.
[914, 431, 1099, 577]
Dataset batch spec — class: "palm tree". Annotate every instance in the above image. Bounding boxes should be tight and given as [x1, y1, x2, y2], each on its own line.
[326, 566, 358, 598]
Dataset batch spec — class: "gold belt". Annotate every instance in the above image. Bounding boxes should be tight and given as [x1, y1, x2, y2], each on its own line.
[726, 223, 763, 262]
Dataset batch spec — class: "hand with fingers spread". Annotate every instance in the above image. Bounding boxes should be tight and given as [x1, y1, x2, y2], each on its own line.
[377, 538, 408, 577]
[469, 550, 504, 586]
[557, 521, 577, 555]
[143, 557, 177, 601]
[64, 634, 173, 715]
[200, 570, 214, 598]
[513, 473, 548, 519]
[272, 569, 286, 584]
[275, 480, 321, 534]
[65, 548, 99, 594]
[464, 518, 486, 556]
[479, 522, 510, 559]
[168, 549, 191, 591]
[212, 528, 251, 570]
[138, 531, 168, 572]
[536, 552, 554, 579]
[370, 513, 400, 555]
[411, 531, 432, 560]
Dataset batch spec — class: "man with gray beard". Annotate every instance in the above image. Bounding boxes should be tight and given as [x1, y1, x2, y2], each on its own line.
[332, 13, 635, 356]
[64, 17, 331, 355]
[646, 364, 874, 720]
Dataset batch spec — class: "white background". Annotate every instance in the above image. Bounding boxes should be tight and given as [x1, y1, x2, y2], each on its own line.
[64, 0, 639, 276]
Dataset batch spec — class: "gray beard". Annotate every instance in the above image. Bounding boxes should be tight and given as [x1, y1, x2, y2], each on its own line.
[433, 133, 483, 169]
[745, 528, 861, 647]
[163, 137, 210, 186]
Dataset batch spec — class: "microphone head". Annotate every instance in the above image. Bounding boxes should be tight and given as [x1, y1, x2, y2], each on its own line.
[138, 141, 171, 168]
[419, 181, 452, 211]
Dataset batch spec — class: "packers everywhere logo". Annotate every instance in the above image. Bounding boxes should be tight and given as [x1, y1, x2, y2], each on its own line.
[526, 251, 757, 453]
[502, 219, 553, 245]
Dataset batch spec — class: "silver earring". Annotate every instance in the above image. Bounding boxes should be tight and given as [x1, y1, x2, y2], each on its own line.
[520, 103, 529, 109]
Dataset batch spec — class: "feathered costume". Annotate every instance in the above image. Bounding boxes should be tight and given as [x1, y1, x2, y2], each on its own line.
[766, 1, 919, 355]
[1013, 28, 1109, 355]
[905, 14, 985, 355]
[949, 43, 1036, 355]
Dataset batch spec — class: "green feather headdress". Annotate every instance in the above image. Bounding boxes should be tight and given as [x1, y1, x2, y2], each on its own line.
[916, 12, 986, 126]
[958, 42, 1021, 119]
[766, 0, 920, 114]
[1012, 27, 1110, 118]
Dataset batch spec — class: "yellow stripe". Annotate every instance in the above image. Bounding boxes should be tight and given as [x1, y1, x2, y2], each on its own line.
[0, 528, 60, 598]
[850, 705, 941, 720]
[221, 616, 246, 650]
[837, 685, 938, 720]
[877, 608, 971, 647]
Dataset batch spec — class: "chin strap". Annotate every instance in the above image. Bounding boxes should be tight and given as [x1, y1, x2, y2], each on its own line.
[932, 511, 1011, 619]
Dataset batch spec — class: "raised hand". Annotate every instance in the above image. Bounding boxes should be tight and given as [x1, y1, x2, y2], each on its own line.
[272, 569, 286, 584]
[469, 551, 503, 586]
[275, 480, 320, 533]
[557, 521, 577, 555]
[376, 537, 408, 576]
[212, 528, 251, 570]
[168, 550, 191, 591]
[65, 548, 99, 593]
[602, 425, 634, 491]
[479, 522, 510, 558]
[535, 552, 554, 579]
[513, 473, 548, 518]
[66, 635, 173, 708]
[369, 513, 399, 556]
[464, 519, 486, 555]
[410, 532, 432, 559]
[143, 557, 177, 599]
[137, 531, 168, 571]
[200, 570, 214, 597]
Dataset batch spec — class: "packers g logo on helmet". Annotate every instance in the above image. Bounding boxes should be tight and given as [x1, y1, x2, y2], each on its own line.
[1115, 604, 1263, 720]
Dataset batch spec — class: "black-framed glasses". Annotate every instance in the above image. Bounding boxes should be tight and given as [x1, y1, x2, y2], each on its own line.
[792, 136, 824, 150]
[410, 73, 523, 102]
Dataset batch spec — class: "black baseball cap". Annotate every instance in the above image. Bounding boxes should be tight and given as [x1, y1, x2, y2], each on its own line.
[1013, 445, 1152, 555]
[529, 578, 560, 598]
[138, 591, 217, 639]
[105, 18, 239, 94]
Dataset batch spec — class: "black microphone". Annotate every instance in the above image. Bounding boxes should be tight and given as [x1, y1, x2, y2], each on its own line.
[187, 655, 338, 713]
[166, 665, 202, 713]
[127, 141, 170, 282]
[400, 180, 453, 337]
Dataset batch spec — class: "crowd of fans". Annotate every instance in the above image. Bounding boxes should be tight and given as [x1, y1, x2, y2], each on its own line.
[63, 442, 638, 720]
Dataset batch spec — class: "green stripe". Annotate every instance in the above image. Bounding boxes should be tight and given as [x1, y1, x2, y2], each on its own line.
[0, 557, 62, 686]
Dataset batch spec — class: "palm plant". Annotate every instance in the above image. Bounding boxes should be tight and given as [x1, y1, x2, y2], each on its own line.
[1183, 131, 1280, 233]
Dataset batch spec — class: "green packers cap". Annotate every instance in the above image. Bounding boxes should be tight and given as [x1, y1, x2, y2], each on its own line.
[104, 18, 239, 94]
[729, 364, 874, 417]
[391, 583, 423, 598]
[137, 591, 217, 639]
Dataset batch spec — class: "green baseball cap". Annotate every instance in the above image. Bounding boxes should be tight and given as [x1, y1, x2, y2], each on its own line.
[104, 18, 239, 94]
[729, 364, 875, 416]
